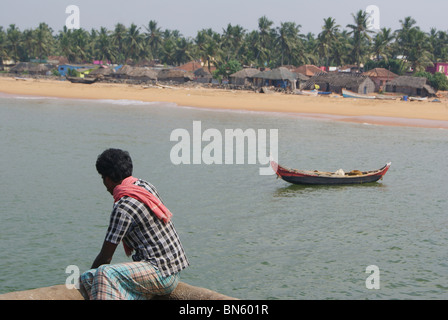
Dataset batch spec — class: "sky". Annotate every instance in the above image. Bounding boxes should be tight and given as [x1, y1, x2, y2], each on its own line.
[1, 0, 447, 37]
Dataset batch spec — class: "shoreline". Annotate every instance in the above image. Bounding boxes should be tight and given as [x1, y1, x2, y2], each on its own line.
[1, 76, 448, 129]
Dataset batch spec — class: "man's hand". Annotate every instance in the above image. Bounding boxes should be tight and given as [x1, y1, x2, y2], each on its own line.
[90, 240, 118, 269]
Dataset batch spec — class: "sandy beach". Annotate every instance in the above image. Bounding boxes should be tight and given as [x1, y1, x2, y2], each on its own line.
[1, 76, 448, 128]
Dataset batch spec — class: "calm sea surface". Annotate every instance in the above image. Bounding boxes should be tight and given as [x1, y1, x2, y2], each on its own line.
[1, 93, 447, 299]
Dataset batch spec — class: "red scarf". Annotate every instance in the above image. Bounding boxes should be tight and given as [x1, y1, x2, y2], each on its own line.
[113, 176, 173, 256]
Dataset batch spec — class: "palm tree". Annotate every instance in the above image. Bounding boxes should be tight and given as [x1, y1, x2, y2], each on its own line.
[346, 10, 374, 66]
[317, 17, 340, 69]
[125, 23, 144, 62]
[159, 29, 189, 66]
[303, 32, 319, 65]
[257, 16, 274, 66]
[407, 28, 433, 72]
[239, 30, 259, 66]
[34, 22, 54, 60]
[372, 27, 394, 61]
[195, 29, 221, 72]
[276, 22, 302, 65]
[173, 37, 193, 66]
[427, 28, 448, 62]
[112, 23, 127, 63]
[436, 30, 448, 61]
[71, 28, 90, 63]
[0, 27, 8, 68]
[331, 30, 352, 67]
[394, 16, 418, 59]
[221, 23, 246, 61]
[22, 29, 35, 59]
[94, 27, 115, 63]
[57, 27, 73, 62]
[144, 20, 163, 60]
[6, 24, 22, 61]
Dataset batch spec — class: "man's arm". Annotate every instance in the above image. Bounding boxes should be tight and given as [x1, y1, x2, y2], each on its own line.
[90, 240, 118, 269]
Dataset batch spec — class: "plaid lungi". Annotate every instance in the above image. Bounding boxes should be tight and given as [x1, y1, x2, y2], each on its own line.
[80, 261, 180, 300]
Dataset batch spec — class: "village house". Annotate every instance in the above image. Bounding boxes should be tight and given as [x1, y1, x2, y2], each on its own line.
[303, 72, 375, 94]
[113, 65, 158, 82]
[177, 60, 203, 73]
[192, 67, 213, 83]
[157, 68, 194, 83]
[363, 68, 398, 92]
[426, 62, 448, 79]
[251, 67, 298, 90]
[89, 65, 122, 78]
[293, 64, 325, 77]
[10, 62, 53, 75]
[385, 76, 436, 97]
[229, 68, 260, 86]
[57, 64, 96, 77]
[1, 59, 16, 72]
[294, 73, 310, 89]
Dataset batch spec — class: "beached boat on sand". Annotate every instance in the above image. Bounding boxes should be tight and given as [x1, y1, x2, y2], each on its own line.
[66, 75, 99, 84]
[342, 89, 376, 99]
[409, 96, 428, 101]
[295, 90, 318, 96]
[270, 160, 391, 185]
[375, 94, 400, 100]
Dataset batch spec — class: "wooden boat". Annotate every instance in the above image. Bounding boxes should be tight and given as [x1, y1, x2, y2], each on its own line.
[66, 75, 99, 84]
[270, 160, 391, 185]
[318, 91, 332, 95]
[342, 89, 376, 99]
[375, 94, 400, 100]
[295, 90, 318, 96]
[409, 96, 428, 101]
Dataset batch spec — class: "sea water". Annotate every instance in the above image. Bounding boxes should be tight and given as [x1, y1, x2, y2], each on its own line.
[0, 93, 447, 299]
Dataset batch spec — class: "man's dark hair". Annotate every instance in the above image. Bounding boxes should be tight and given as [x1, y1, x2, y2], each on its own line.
[96, 148, 133, 182]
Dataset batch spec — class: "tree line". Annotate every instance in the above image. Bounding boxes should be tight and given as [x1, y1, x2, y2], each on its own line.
[1, 10, 447, 77]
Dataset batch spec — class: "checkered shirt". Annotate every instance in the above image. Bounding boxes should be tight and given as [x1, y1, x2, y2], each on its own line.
[105, 179, 189, 277]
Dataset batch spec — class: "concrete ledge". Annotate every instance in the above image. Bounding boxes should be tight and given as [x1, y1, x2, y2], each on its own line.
[0, 282, 238, 300]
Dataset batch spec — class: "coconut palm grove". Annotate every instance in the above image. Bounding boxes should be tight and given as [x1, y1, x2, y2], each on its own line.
[1, 10, 448, 88]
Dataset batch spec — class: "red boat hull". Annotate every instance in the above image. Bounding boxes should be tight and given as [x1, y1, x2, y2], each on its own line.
[271, 161, 391, 185]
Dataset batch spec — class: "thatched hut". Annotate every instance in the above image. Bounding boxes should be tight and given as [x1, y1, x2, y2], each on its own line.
[89, 66, 115, 77]
[9, 62, 52, 75]
[304, 72, 375, 94]
[113, 65, 158, 81]
[294, 73, 310, 89]
[127, 67, 158, 81]
[229, 68, 260, 86]
[385, 76, 436, 97]
[193, 67, 213, 83]
[363, 68, 398, 92]
[252, 67, 298, 90]
[157, 69, 194, 83]
[114, 65, 134, 79]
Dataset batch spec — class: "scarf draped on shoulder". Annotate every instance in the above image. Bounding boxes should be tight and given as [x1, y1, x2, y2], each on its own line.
[112, 176, 173, 256]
